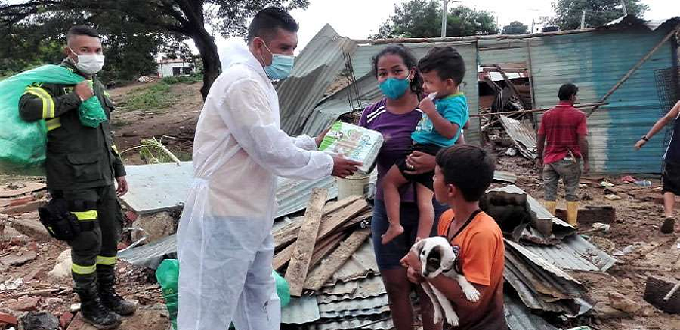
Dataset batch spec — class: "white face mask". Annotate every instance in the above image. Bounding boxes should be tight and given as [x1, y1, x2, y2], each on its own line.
[70, 47, 105, 74]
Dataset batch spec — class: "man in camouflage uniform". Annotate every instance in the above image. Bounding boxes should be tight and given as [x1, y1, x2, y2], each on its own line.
[19, 25, 135, 329]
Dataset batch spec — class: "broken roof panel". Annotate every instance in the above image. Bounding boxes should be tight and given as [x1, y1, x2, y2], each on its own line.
[522, 234, 617, 272]
[499, 116, 537, 159]
[118, 234, 176, 269]
[278, 24, 358, 135]
[282, 296, 320, 325]
[120, 161, 337, 218]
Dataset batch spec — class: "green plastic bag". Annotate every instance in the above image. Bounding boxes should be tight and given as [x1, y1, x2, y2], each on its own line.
[155, 259, 291, 330]
[156, 259, 179, 330]
[0, 65, 107, 173]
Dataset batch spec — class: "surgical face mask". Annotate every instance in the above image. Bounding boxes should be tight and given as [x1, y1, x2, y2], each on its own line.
[259, 40, 294, 80]
[379, 77, 410, 100]
[69, 47, 105, 74]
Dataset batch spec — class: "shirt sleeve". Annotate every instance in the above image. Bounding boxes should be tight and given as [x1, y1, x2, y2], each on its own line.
[19, 84, 82, 122]
[217, 78, 333, 180]
[290, 135, 318, 151]
[441, 99, 468, 128]
[460, 230, 499, 286]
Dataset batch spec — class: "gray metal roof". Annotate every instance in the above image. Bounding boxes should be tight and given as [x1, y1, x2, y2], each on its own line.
[302, 314, 393, 330]
[522, 234, 617, 272]
[323, 240, 380, 286]
[278, 24, 358, 135]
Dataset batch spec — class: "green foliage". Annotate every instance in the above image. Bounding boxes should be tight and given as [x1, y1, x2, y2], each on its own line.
[161, 74, 203, 85]
[122, 82, 174, 111]
[372, 0, 498, 39]
[502, 21, 529, 35]
[551, 0, 649, 30]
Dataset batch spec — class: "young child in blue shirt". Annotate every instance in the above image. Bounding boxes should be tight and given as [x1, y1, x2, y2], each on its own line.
[381, 47, 469, 244]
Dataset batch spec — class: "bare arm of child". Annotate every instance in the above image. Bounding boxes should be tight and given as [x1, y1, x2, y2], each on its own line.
[419, 97, 460, 140]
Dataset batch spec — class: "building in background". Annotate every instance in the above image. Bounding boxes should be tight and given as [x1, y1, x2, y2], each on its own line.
[157, 59, 196, 78]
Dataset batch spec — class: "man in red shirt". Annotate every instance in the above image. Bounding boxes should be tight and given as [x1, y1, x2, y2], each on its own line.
[536, 83, 589, 227]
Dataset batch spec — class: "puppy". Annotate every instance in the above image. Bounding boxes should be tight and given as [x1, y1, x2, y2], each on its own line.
[411, 237, 481, 326]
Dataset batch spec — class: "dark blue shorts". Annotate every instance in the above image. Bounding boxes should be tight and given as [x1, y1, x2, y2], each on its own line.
[371, 199, 448, 270]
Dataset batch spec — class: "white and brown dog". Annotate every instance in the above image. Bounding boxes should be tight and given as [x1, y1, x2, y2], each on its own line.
[411, 236, 481, 326]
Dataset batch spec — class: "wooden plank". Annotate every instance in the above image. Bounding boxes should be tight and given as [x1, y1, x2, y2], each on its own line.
[274, 210, 370, 270]
[317, 199, 369, 241]
[310, 232, 346, 268]
[273, 243, 296, 271]
[303, 228, 371, 291]
[274, 196, 362, 249]
[285, 188, 328, 297]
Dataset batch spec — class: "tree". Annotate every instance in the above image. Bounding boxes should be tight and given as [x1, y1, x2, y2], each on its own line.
[552, 0, 649, 31]
[502, 21, 529, 35]
[0, 0, 310, 99]
[372, 0, 498, 39]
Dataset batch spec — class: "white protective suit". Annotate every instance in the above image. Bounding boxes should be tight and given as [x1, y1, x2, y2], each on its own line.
[177, 39, 334, 330]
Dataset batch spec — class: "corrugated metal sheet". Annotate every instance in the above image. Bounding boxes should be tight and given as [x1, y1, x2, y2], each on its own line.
[500, 116, 537, 159]
[525, 27, 678, 173]
[282, 296, 320, 325]
[278, 24, 358, 135]
[301, 74, 382, 137]
[522, 234, 617, 272]
[504, 295, 560, 330]
[302, 314, 393, 330]
[318, 294, 390, 318]
[318, 276, 386, 303]
[505, 239, 589, 316]
[118, 234, 176, 269]
[276, 176, 338, 218]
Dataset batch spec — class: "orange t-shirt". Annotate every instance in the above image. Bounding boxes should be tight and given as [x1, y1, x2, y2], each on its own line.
[437, 209, 507, 330]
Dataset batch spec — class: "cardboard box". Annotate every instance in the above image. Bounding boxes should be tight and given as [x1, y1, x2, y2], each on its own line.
[319, 121, 383, 173]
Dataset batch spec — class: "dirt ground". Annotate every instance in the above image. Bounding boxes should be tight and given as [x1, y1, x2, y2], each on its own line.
[2, 82, 680, 329]
[108, 81, 203, 165]
[496, 154, 680, 330]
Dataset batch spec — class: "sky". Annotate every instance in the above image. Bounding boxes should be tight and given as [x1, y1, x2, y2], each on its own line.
[287, 0, 680, 51]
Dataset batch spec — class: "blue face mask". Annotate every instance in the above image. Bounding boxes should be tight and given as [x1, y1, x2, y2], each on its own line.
[379, 77, 410, 100]
[260, 40, 294, 80]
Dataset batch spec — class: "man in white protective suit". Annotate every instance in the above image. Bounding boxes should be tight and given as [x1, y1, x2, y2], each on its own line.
[176, 7, 362, 330]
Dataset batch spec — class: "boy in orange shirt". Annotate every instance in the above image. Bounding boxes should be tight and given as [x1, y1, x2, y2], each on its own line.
[401, 145, 507, 330]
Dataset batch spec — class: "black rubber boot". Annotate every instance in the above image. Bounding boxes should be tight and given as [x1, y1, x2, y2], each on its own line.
[76, 283, 122, 329]
[98, 265, 137, 316]
[661, 217, 675, 234]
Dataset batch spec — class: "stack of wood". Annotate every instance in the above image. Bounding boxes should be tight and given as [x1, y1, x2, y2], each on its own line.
[273, 188, 371, 297]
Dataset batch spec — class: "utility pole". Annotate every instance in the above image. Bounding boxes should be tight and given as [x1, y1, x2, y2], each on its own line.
[580, 10, 586, 29]
[621, 0, 628, 16]
[441, 0, 448, 37]
[440, 0, 461, 38]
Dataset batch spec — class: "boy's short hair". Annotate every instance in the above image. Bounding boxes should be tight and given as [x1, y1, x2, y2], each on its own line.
[436, 145, 495, 202]
[247, 7, 299, 42]
[418, 46, 465, 84]
[558, 83, 578, 101]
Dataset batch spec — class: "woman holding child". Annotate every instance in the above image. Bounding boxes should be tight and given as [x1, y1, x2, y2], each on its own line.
[359, 45, 450, 330]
